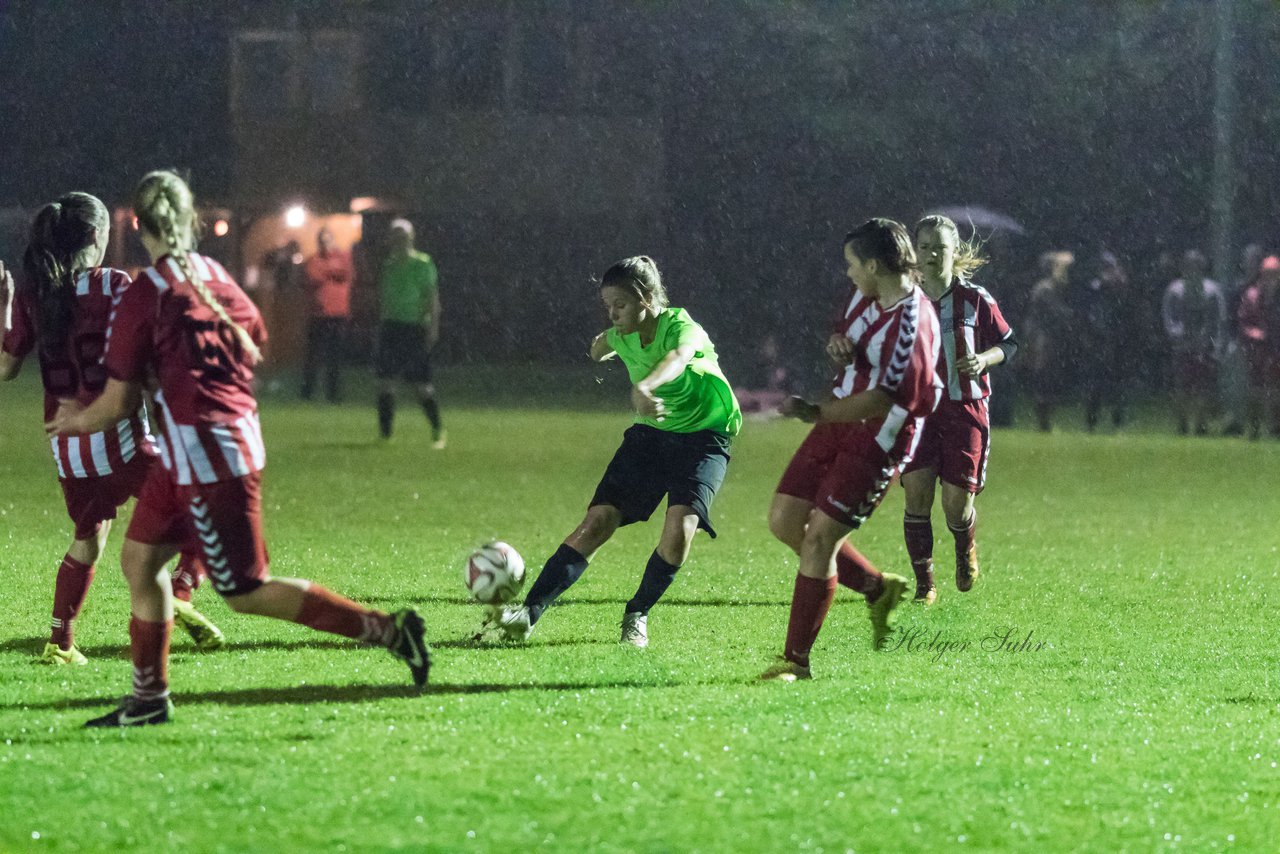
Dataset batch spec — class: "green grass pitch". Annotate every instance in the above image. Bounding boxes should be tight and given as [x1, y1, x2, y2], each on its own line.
[1, 368, 1277, 852]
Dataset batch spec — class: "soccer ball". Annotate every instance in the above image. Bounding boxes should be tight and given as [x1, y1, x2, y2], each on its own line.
[464, 541, 526, 604]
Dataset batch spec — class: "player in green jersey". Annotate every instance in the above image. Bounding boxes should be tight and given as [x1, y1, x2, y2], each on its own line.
[493, 256, 741, 648]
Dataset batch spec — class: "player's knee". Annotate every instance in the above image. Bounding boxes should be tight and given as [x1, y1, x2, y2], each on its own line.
[581, 507, 620, 541]
[417, 383, 436, 400]
[767, 506, 803, 550]
[660, 522, 697, 565]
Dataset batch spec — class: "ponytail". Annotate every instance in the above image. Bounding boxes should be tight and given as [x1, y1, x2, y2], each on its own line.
[600, 255, 669, 312]
[133, 171, 262, 364]
[21, 193, 109, 353]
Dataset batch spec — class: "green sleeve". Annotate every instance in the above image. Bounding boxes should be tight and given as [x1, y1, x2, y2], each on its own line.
[666, 308, 704, 350]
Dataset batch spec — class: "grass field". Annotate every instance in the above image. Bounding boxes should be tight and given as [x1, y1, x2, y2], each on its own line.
[1, 366, 1278, 852]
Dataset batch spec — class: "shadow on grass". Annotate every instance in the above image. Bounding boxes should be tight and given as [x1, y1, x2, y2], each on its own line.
[2, 677, 684, 715]
[360, 595, 790, 608]
[0, 636, 130, 659]
[432, 637, 608, 650]
[298, 440, 384, 450]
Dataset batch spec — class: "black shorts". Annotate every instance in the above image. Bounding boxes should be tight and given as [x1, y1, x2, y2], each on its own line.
[374, 321, 433, 383]
[590, 424, 732, 538]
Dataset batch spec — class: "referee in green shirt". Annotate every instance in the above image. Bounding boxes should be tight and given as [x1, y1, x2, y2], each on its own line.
[375, 219, 445, 446]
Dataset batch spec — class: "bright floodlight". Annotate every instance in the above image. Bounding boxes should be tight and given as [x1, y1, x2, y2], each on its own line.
[284, 205, 306, 228]
[213, 219, 230, 237]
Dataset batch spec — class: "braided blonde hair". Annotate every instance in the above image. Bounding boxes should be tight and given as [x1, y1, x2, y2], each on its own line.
[133, 171, 262, 364]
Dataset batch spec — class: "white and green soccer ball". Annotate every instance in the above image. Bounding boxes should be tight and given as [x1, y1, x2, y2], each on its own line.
[465, 541, 526, 605]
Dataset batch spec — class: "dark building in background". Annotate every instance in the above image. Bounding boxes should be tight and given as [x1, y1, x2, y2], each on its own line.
[2, 0, 1278, 383]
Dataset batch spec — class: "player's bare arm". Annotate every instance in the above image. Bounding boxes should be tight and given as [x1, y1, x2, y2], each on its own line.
[817, 388, 894, 424]
[45, 377, 142, 436]
[631, 343, 697, 419]
[590, 330, 617, 362]
[957, 345, 1005, 377]
[0, 261, 20, 381]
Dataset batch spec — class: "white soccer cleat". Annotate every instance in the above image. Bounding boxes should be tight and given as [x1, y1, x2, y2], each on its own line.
[620, 612, 648, 648]
[757, 655, 812, 682]
[499, 606, 534, 643]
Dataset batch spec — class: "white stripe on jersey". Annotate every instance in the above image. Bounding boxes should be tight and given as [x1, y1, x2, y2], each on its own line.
[66, 437, 88, 478]
[165, 257, 185, 282]
[210, 424, 250, 477]
[50, 437, 66, 478]
[178, 424, 218, 483]
[155, 433, 172, 471]
[876, 404, 909, 453]
[89, 433, 112, 476]
[75, 271, 90, 296]
[960, 299, 979, 399]
[189, 254, 213, 280]
[157, 393, 194, 485]
[101, 269, 114, 296]
[118, 419, 136, 461]
[206, 257, 231, 282]
[144, 268, 169, 292]
[238, 413, 267, 469]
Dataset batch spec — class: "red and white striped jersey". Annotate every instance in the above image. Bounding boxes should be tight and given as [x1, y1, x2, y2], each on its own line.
[3, 268, 157, 479]
[833, 285, 942, 457]
[103, 253, 269, 486]
[934, 278, 1014, 402]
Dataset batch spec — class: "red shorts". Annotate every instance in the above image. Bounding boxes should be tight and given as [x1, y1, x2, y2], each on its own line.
[127, 467, 269, 596]
[903, 399, 990, 494]
[59, 452, 154, 540]
[776, 422, 901, 529]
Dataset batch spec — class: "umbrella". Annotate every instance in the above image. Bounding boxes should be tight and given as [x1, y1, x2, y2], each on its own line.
[921, 205, 1026, 237]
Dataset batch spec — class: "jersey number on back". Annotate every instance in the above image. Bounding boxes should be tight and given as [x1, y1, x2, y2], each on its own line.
[185, 320, 242, 382]
[39, 333, 108, 397]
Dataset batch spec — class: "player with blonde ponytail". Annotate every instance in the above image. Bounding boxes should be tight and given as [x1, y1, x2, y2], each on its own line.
[899, 215, 1018, 604]
[132, 171, 262, 364]
[48, 171, 431, 727]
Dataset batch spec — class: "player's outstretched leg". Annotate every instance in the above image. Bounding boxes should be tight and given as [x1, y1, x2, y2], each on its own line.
[225, 579, 431, 690]
[503, 506, 620, 642]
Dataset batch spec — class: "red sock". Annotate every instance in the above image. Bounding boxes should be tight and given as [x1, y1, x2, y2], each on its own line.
[783, 574, 837, 668]
[129, 616, 172, 701]
[950, 511, 977, 571]
[903, 513, 935, 590]
[835, 542, 884, 601]
[50, 555, 95, 650]
[296, 584, 393, 646]
[170, 553, 202, 603]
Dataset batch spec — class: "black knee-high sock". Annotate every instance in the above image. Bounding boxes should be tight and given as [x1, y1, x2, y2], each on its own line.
[378, 393, 395, 438]
[524, 544, 589, 624]
[421, 397, 442, 434]
[625, 550, 681, 615]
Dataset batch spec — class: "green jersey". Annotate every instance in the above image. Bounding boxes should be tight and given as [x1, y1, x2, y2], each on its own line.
[606, 307, 742, 437]
[380, 250, 438, 325]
